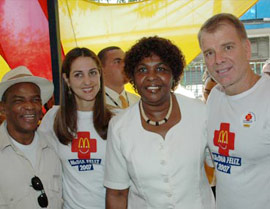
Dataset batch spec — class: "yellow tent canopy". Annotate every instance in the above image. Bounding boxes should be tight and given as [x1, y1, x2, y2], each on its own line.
[59, 0, 257, 64]
[0, 0, 258, 79]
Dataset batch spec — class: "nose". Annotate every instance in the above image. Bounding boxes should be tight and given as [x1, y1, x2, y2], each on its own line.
[83, 75, 92, 85]
[22, 101, 35, 110]
[215, 50, 226, 65]
[146, 69, 157, 81]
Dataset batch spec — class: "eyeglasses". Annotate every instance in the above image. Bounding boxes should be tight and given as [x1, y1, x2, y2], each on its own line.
[31, 176, 48, 208]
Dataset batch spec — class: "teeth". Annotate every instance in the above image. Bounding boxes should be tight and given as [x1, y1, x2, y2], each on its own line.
[24, 115, 35, 119]
[217, 68, 229, 74]
[147, 86, 159, 90]
[83, 88, 93, 92]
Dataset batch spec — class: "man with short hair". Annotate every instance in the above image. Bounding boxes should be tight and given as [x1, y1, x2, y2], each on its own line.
[198, 13, 270, 209]
[98, 46, 139, 108]
[0, 66, 62, 208]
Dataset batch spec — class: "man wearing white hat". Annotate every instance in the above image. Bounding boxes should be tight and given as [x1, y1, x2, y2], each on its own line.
[0, 66, 62, 208]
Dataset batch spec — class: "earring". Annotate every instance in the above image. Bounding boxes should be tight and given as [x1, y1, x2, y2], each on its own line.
[171, 79, 175, 88]
[68, 86, 72, 96]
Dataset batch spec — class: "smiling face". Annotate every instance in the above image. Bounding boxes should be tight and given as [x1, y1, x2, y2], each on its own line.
[134, 54, 173, 105]
[200, 21, 252, 95]
[64, 56, 101, 111]
[2, 82, 42, 143]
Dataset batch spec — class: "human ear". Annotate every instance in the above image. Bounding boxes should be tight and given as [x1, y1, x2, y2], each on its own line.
[63, 73, 70, 87]
[244, 39, 252, 60]
[0, 102, 6, 115]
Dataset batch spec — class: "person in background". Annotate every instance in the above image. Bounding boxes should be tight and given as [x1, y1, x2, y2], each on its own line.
[202, 70, 217, 102]
[98, 46, 139, 108]
[0, 66, 62, 208]
[104, 36, 215, 209]
[198, 13, 270, 209]
[202, 70, 217, 196]
[262, 58, 270, 75]
[39, 47, 113, 209]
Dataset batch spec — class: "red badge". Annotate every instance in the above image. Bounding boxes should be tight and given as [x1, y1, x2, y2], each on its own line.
[213, 123, 235, 156]
[71, 132, 97, 159]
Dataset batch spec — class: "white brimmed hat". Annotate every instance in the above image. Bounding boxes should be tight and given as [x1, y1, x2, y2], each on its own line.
[0, 66, 54, 105]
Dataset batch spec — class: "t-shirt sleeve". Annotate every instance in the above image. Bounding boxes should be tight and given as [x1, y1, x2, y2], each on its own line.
[202, 105, 215, 167]
[104, 118, 130, 190]
[38, 106, 59, 150]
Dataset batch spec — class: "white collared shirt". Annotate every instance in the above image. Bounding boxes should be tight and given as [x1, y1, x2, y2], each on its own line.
[0, 121, 62, 209]
[104, 94, 215, 209]
[105, 87, 139, 108]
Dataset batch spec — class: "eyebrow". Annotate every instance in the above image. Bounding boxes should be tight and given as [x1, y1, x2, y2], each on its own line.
[203, 41, 236, 54]
[137, 62, 166, 66]
[221, 41, 235, 47]
[203, 49, 213, 54]
[11, 95, 25, 99]
[113, 58, 122, 61]
[72, 68, 98, 73]
[11, 94, 41, 100]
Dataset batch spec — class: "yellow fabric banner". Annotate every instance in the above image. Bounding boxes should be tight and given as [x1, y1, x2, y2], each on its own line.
[0, 56, 10, 80]
[0, 0, 258, 79]
[58, 0, 257, 64]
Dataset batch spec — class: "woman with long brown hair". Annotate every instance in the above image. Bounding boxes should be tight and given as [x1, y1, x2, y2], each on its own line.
[39, 47, 112, 209]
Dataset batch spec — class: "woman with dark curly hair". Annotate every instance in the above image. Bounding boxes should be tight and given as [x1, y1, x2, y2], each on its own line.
[104, 36, 215, 209]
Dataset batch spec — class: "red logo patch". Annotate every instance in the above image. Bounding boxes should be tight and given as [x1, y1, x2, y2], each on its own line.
[245, 113, 252, 121]
[71, 132, 97, 159]
[213, 123, 235, 156]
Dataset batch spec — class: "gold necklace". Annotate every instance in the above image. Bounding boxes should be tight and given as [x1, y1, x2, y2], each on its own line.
[140, 94, 173, 126]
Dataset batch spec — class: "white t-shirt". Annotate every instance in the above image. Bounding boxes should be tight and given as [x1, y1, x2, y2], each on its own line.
[104, 94, 215, 209]
[11, 135, 38, 168]
[39, 106, 106, 209]
[206, 74, 270, 209]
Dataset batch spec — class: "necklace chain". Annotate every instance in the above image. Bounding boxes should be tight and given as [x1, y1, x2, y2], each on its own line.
[140, 94, 173, 126]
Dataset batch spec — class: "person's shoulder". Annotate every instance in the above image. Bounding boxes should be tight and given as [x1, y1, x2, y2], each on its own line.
[0, 122, 10, 148]
[207, 84, 224, 102]
[126, 91, 140, 105]
[126, 91, 139, 99]
[36, 130, 55, 147]
[175, 93, 205, 107]
[110, 103, 139, 127]
[261, 73, 270, 84]
[36, 129, 59, 152]
[45, 105, 60, 116]
[42, 105, 59, 121]
[175, 93, 207, 119]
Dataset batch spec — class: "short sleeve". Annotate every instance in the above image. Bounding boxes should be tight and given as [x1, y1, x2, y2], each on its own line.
[104, 118, 130, 190]
[38, 105, 59, 150]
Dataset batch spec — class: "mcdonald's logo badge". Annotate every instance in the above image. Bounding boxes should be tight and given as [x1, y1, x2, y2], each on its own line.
[72, 132, 97, 159]
[218, 130, 228, 144]
[214, 123, 235, 157]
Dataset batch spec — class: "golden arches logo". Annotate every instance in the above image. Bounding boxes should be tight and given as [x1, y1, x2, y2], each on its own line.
[218, 130, 228, 144]
[78, 137, 90, 148]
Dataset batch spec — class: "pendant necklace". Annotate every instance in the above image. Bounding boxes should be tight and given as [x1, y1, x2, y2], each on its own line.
[140, 94, 173, 126]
